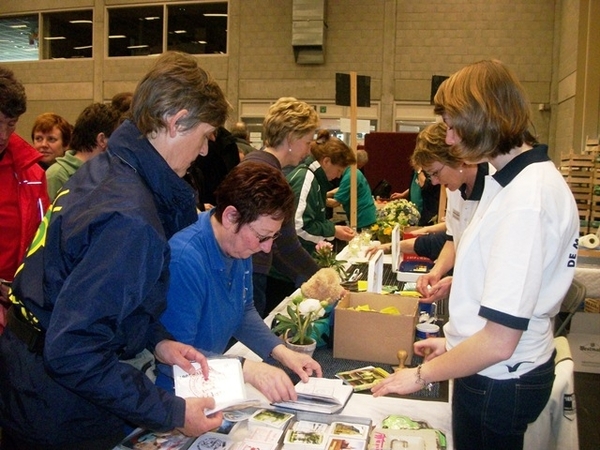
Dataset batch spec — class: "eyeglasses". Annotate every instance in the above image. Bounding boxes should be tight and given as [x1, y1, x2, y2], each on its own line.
[424, 164, 446, 180]
[247, 223, 281, 244]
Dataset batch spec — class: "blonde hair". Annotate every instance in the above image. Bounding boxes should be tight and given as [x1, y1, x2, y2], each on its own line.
[410, 122, 458, 169]
[262, 97, 319, 147]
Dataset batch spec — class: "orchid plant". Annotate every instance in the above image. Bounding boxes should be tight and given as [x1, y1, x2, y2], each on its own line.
[272, 295, 328, 345]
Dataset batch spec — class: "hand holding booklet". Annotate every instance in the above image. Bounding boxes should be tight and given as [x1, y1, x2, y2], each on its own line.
[173, 357, 259, 415]
[272, 377, 353, 414]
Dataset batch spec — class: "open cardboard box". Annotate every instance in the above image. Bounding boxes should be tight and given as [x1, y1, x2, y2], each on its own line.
[333, 292, 419, 365]
[568, 312, 600, 374]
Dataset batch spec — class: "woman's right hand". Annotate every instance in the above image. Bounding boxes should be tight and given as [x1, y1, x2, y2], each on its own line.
[365, 243, 392, 258]
[334, 225, 356, 241]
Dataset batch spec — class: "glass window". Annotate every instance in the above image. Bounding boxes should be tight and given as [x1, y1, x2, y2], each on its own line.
[108, 6, 164, 57]
[42, 10, 93, 59]
[167, 2, 227, 55]
[0, 15, 39, 62]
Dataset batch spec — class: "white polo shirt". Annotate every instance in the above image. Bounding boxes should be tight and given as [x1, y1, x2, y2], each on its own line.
[444, 146, 580, 379]
[445, 163, 491, 249]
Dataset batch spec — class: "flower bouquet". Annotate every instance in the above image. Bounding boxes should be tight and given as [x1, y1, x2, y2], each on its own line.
[370, 199, 420, 243]
[313, 240, 346, 278]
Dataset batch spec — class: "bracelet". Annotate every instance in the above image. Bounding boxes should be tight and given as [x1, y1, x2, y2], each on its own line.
[415, 364, 434, 391]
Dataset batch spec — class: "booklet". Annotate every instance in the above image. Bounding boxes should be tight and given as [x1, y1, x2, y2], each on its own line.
[272, 377, 353, 414]
[173, 357, 258, 415]
[335, 366, 390, 392]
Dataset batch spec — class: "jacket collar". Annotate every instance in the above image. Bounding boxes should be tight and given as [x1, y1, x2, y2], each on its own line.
[107, 120, 197, 237]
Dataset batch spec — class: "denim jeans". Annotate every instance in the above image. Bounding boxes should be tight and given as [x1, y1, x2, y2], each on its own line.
[452, 351, 555, 450]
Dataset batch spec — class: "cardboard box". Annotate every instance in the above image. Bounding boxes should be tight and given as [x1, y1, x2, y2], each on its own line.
[333, 292, 419, 365]
[568, 312, 600, 374]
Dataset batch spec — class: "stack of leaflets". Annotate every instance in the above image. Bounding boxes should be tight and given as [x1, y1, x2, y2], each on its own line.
[283, 419, 370, 450]
[272, 377, 353, 414]
[335, 366, 391, 392]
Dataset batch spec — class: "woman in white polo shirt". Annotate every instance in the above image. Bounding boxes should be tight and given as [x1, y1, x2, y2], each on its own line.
[372, 60, 579, 450]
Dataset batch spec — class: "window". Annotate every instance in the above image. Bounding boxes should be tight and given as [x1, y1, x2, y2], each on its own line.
[42, 10, 93, 59]
[108, 2, 228, 58]
[108, 6, 163, 57]
[0, 11, 93, 62]
[0, 15, 39, 62]
[167, 3, 227, 55]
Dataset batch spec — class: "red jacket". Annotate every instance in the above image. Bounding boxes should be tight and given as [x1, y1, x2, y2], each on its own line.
[0, 133, 50, 281]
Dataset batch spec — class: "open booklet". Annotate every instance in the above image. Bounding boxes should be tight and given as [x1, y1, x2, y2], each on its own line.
[272, 377, 353, 414]
[173, 357, 259, 415]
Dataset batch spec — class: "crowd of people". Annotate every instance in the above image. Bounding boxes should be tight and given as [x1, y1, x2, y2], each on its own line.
[0, 53, 579, 450]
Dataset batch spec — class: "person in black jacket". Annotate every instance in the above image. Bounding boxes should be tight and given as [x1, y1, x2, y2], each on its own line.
[0, 51, 230, 449]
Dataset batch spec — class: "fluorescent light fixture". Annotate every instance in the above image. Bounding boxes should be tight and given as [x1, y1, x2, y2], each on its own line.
[109, 35, 127, 39]
[44, 36, 67, 40]
[74, 45, 92, 50]
[193, 40, 207, 44]
[127, 44, 149, 49]
[9, 24, 28, 29]
[203, 13, 227, 17]
[144, 16, 160, 20]
[174, 30, 187, 34]
[69, 20, 93, 24]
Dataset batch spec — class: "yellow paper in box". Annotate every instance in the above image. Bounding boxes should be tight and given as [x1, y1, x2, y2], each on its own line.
[334, 292, 419, 365]
[346, 305, 400, 315]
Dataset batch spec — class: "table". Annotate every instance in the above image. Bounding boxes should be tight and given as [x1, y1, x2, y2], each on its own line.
[226, 292, 455, 449]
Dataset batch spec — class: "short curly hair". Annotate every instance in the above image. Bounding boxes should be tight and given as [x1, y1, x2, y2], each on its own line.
[262, 97, 319, 148]
[0, 66, 27, 119]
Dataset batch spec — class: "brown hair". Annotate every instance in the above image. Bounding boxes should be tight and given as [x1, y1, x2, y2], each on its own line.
[213, 162, 295, 231]
[310, 129, 356, 167]
[31, 113, 72, 148]
[433, 59, 537, 160]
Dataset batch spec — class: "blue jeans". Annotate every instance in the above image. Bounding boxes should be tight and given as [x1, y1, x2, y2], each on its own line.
[452, 352, 555, 450]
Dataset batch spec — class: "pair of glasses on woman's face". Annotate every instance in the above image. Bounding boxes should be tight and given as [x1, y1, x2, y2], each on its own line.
[247, 223, 281, 243]
[423, 164, 445, 180]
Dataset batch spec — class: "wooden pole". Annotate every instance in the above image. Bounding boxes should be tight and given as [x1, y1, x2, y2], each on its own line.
[350, 72, 358, 229]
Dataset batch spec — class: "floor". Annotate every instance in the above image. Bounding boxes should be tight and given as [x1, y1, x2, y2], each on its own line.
[574, 371, 600, 449]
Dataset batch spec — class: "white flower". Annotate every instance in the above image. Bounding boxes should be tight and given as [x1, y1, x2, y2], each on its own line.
[297, 298, 324, 318]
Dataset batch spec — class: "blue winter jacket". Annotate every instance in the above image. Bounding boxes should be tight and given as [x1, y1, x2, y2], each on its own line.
[0, 120, 198, 446]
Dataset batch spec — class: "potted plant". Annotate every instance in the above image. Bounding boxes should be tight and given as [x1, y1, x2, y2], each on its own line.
[272, 295, 328, 355]
[313, 240, 346, 278]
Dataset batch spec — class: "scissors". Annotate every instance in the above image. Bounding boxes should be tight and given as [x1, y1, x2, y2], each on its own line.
[346, 268, 362, 283]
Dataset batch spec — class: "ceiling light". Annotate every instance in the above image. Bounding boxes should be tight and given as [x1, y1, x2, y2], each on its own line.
[9, 24, 28, 29]
[69, 20, 93, 24]
[44, 36, 67, 40]
[203, 13, 227, 17]
[74, 45, 92, 50]
[174, 30, 187, 34]
[127, 44, 149, 49]
[109, 35, 127, 39]
[144, 16, 160, 20]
